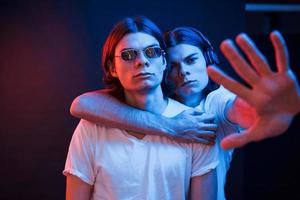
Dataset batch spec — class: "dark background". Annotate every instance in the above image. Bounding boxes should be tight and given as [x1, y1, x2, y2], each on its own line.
[0, 0, 299, 199]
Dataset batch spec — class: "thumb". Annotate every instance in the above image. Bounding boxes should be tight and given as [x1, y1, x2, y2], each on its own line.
[220, 132, 251, 150]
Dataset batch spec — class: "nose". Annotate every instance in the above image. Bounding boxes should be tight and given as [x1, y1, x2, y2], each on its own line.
[178, 64, 190, 79]
[135, 51, 149, 68]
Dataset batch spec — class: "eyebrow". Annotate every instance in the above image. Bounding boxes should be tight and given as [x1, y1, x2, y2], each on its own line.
[120, 43, 160, 52]
[184, 53, 198, 60]
[170, 53, 199, 64]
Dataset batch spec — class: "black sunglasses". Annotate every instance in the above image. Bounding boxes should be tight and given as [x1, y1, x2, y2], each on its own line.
[115, 46, 165, 61]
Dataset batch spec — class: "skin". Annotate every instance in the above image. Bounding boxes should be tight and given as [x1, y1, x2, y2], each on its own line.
[66, 175, 92, 200]
[166, 42, 256, 130]
[207, 31, 300, 149]
[67, 32, 217, 200]
[110, 33, 167, 114]
[70, 92, 218, 144]
[70, 31, 300, 150]
[168, 44, 209, 107]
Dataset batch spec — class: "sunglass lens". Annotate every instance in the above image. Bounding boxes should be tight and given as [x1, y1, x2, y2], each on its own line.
[145, 47, 162, 58]
[121, 50, 138, 61]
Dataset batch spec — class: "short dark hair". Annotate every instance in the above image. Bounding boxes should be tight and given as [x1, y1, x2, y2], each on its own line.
[164, 26, 220, 98]
[101, 16, 170, 100]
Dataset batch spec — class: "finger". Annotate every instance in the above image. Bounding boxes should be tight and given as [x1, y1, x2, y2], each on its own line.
[184, 135, 215, 145]
[194, 136, 216, 144]
[194, 135, 216, 145]
[197, 123, 218, 131]
[198, 139, 215, 145]
[220, 39, 260, 86]
[197, 136, 216, 144]
[191, 109, 205, 115]
[270, 30, 290, 73]
[236, 33, 272, 76]
[183, 109, 204, 116]
[194, 130, 217, 138]
[200, 135, 217, 141]
[207, 65, 254, 103]
[220, 131, 250, 150]
[220, 121, 261, 150]
[197, 113, 216, 122]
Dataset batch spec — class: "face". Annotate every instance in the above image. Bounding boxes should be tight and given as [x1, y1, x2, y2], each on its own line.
[168, 43, 208, 99]
[111, 32, 166, 93]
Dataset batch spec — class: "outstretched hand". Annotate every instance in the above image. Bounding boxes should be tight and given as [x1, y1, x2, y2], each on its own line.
[207, 31, 300, 150]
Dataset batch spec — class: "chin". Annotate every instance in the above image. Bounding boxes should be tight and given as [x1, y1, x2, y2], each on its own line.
[129, 83, 161, 93]
[180, 86, 203, 96]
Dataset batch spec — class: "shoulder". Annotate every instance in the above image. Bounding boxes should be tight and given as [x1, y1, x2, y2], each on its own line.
[207, 85, 233, 97]
[72, 120, 96, 142]
[73, 119, 112, 140]
[204, 86, 236, 110]
[77, 119, 99, 132]
[207, 86, 235, 101]
[204, 86, 240, 129]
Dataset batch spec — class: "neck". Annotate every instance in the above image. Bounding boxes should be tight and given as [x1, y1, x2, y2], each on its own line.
[176, 92, 203, 108]
[124, 86, 167, 114]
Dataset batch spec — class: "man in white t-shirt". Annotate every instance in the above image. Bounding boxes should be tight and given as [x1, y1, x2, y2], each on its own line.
[64, 99, 218, 199]
[64, 17, 219, 200]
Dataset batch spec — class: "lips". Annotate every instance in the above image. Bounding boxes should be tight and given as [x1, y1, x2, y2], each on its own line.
[180, 80, 197, 87]
[134, 72, 154, 78]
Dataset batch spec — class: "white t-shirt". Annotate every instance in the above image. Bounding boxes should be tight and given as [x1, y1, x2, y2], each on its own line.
[197, 86, 240, 200]
[64, 98, 219, 200]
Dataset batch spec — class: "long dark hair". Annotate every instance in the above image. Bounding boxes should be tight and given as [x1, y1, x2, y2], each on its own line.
[101, 16, 169, 100]
[164, 26, 220, 98]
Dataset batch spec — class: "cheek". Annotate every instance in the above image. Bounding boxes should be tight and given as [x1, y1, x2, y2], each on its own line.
[199, 71, 209, 88]
[199, 67, 208, 78]
[193, 62, 208, 77]
[198, 68, 209, 83]
[114, 60, 130, 73]
[153, 58, 166, 72]
[168, 70, 180, 84]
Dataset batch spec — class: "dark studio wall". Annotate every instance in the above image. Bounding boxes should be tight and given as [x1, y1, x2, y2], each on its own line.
[1, 0, 298, 199]
[242, 1, 300, 199]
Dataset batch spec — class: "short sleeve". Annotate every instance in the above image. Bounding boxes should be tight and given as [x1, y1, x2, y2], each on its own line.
[191, 143, 219, 177]
[63, 120, 97, 185]
[205, 86, 237, 125]
[204, 86, 242, 139]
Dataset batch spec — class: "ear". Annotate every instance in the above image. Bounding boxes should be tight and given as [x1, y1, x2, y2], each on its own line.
[108, 60, 118, 78]
[162, 56, 167, 71]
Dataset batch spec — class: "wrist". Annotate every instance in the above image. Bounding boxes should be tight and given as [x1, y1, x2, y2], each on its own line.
[157, 116, 178, 138]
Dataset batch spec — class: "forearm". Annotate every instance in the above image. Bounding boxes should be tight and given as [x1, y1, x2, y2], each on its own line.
[70, 90, 174, 137]
[190, 169, 217, 200]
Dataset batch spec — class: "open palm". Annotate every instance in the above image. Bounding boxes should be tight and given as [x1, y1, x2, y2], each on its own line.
[207, 31, 300, 150]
